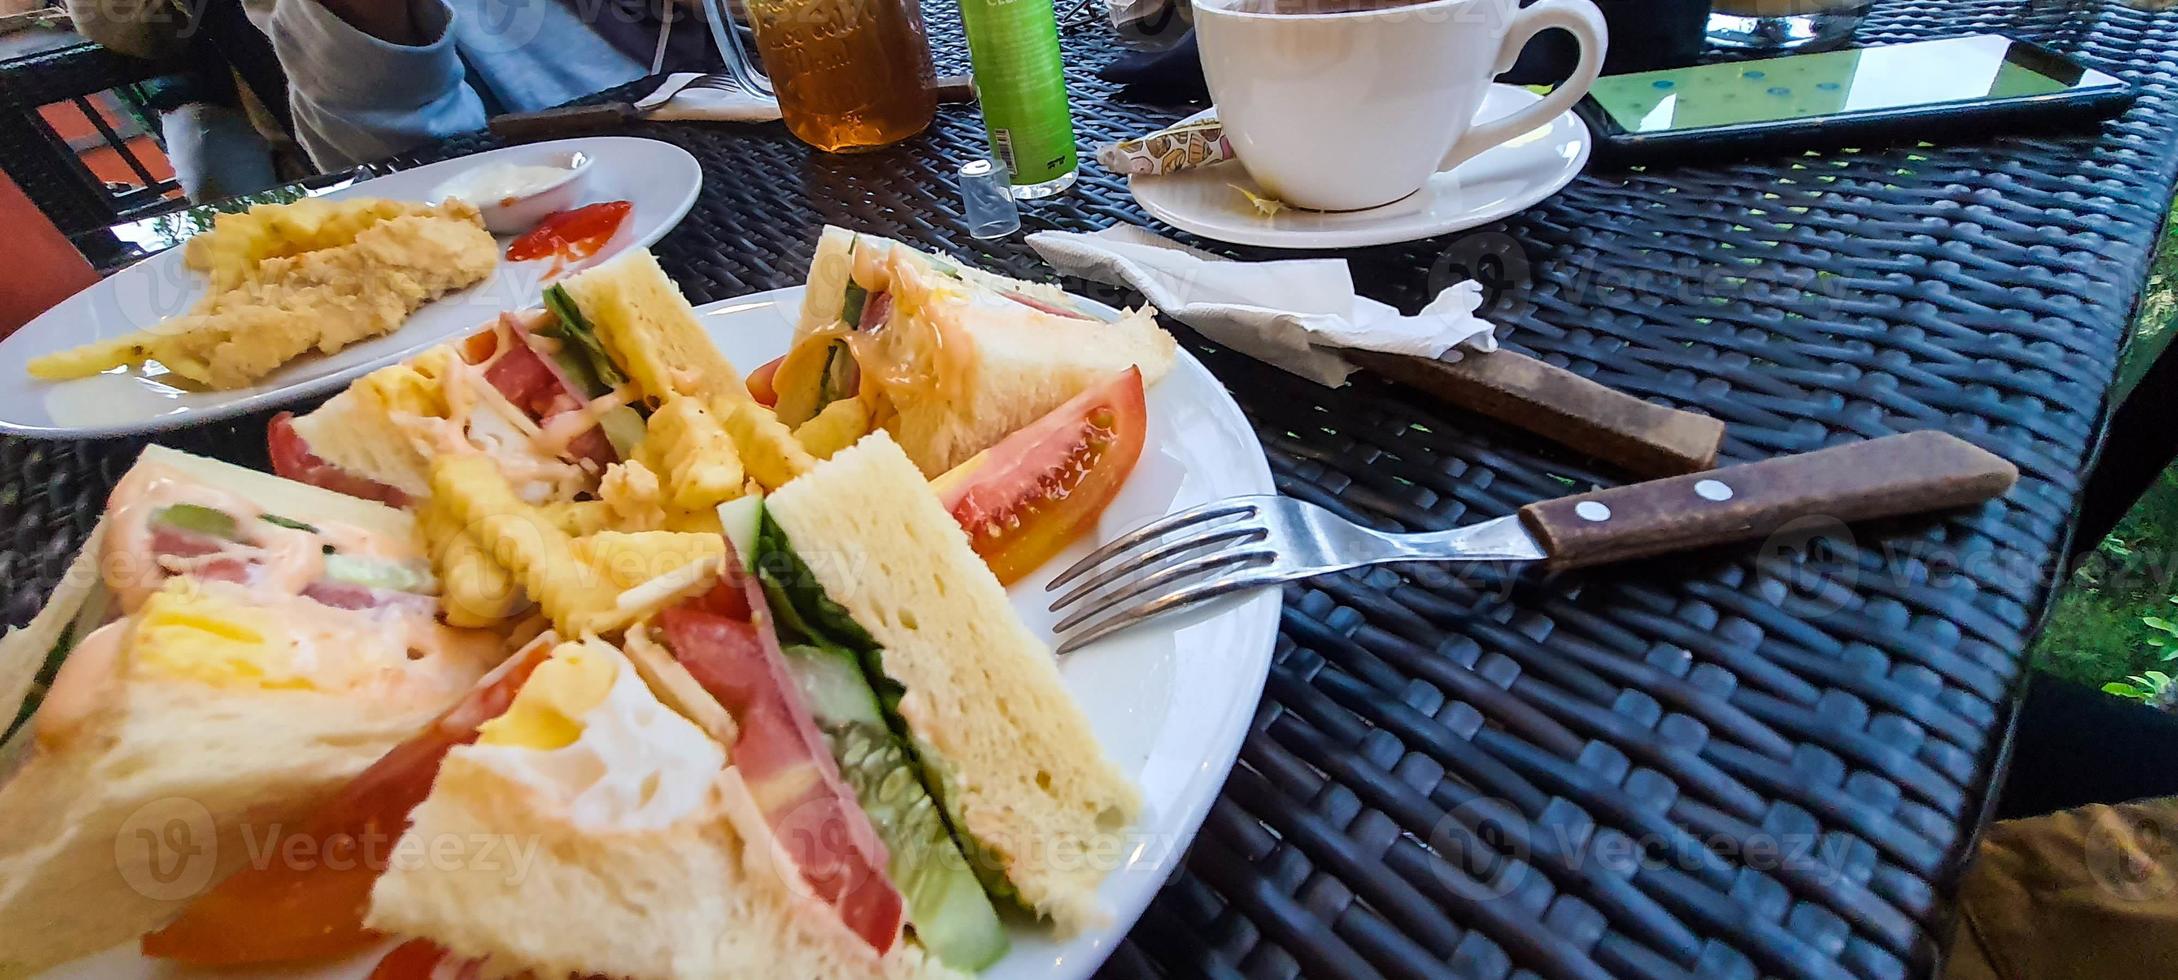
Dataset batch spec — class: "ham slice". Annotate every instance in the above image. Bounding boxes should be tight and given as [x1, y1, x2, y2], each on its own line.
[657, 567, 904, 954]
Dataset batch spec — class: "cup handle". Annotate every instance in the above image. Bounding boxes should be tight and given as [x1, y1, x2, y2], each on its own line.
[1438, 0, 1608, 174]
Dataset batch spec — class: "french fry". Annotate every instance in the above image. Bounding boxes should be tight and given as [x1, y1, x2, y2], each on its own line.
[25, 333, 158, 380]
[640, 396, 744, 512]
[714, 396, 815, 491]
[416, 495, 526, 629]
[794, 397, 872, 461]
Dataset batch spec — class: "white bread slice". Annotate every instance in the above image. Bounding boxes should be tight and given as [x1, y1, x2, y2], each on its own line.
[281, 387, 434, 501]
[366, 640, 956, 980]
[0, 635, 490, 977]
[874, 249, 1175, 475]
[137, 444, 418, 539]
[765, 432, 1141, 933]
[0, 521, 104, 752]
[794, 227, 1079, 341]
[559, 248, 748, 404]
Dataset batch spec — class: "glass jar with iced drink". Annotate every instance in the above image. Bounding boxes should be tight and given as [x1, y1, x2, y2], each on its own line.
[1708, 0, 1870, 51]
[740, 0, 938, 152]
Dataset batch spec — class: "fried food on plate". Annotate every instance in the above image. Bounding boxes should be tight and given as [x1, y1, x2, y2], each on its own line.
[183, 197, 449, 292]
[27, 200, 497, 389]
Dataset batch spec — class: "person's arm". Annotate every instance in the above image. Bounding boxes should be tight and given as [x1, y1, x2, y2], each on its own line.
[252, 0, 486, 168]
[66, 0, 185, 59]
[312, 0, 428, 45]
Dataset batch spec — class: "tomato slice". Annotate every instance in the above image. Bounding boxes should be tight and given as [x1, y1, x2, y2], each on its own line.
[141, 644, 553, 965]
[367, 940, 450, 980]
[267, 412, 414, 508]
[936, 367, 1148, 585]
[657, 580, 903, 954]
[1001, 290, 1093, 319]
[472, 317, 617, 469]
[748, 354, 783, 407]
[506, 201, 631, 264]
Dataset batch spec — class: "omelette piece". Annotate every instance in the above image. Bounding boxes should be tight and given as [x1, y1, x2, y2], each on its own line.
[29, 201, 498, 389]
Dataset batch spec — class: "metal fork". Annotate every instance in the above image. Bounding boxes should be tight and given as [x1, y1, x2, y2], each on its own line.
[1045, 431, 2022, 654]
[1046, 495, 1545, 653]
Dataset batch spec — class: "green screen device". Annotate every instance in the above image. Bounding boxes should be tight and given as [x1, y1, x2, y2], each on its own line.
[1575, 34, 2133, 166]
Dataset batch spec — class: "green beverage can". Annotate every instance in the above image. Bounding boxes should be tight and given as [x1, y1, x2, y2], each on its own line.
[958, 0, 1078, 197]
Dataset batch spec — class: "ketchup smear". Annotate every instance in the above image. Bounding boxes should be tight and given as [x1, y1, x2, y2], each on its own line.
[506, 200, 632, 264]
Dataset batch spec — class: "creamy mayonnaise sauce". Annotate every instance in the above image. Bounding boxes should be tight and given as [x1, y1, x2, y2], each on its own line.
[434, 162, 576, 207]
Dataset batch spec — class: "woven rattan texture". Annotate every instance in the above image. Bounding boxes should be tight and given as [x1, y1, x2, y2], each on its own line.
[6, 1, 2176, 977]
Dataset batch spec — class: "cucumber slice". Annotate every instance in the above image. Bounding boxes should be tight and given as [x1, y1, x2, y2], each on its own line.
[321, 554, 436, 595]
[841, 282, 869, 328]
[152, 503, 238, 539]
[258, 513, 319, 533]
[546, 346, 610, 399]
[6, 580, 112, 743]
[780, 645, 1010, 970]
[597, 404, 647, 459]
[541, 284, 628, 389]
[717, 495, 764, 572]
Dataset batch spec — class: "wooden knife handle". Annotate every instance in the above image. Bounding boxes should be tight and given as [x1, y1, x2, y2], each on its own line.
[1350, 349, 1725, 478]
[489, 103, 635, 139]
[1518, 431, 2018, 570]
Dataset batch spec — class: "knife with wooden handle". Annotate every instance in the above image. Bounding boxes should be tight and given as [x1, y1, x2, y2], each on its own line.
[1516, 430, 2018, 570]
[1350, 347, 1726, 478]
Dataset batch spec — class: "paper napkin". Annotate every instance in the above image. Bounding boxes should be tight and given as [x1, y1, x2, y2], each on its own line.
[643, 73, 783, 123]
[1026, 225, 1495, 386]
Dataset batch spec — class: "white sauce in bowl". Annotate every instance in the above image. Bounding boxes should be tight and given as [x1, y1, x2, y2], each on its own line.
[436, 162, 580, 206]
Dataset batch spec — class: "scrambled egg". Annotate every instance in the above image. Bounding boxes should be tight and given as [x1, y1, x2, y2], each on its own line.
[131, 584, 308, 690]
[477, 642, 617, 750]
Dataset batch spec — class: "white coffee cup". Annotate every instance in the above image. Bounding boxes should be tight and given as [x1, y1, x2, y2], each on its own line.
[1194, 0, 1608, 212]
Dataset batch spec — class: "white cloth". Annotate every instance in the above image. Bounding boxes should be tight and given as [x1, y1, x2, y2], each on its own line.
[250, 0, 649, 168]
[1027, 225, 1496, 387]
[643, 73, 782, 123]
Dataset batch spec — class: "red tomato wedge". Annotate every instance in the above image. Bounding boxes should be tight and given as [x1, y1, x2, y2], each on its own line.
[267, 412, 413, 507]
[747, 354, 783, 407]
[657, 582, 903, 954]
[367, 940, 451, 980]
[935, 367, 1149, 585]
[141, 644, 554, 965]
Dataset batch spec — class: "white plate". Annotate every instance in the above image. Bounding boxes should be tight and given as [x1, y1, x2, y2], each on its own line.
[1130, 84, 1590, 249]
[47, 287, 1280, 980]
[0, 136, 701, 439]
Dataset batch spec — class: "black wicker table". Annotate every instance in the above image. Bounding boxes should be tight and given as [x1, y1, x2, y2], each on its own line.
[12, 1, 2178, 977]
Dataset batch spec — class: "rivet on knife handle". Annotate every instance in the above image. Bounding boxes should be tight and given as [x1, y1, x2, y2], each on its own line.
[1517, 431, 2019, 570]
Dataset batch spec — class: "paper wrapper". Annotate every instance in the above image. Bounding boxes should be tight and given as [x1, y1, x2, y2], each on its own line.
[1095, 115, 1235, 176]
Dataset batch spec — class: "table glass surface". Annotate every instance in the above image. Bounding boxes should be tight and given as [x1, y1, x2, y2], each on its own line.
[14, 2, 2178, 977]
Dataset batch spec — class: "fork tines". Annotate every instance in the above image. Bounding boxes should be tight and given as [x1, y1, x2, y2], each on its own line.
[1046, 498, 1281, 654]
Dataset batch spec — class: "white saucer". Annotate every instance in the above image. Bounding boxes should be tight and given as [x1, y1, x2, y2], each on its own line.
[1128, 84, 1591, 249]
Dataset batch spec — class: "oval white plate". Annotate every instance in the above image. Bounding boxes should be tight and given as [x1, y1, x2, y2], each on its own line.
[46, 287, 1280, 980]
[0, 136, 701, 439]
[1130, 84, 1590, 249]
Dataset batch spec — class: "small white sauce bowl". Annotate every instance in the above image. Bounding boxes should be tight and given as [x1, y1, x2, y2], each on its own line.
[438, 150, 594, 236]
